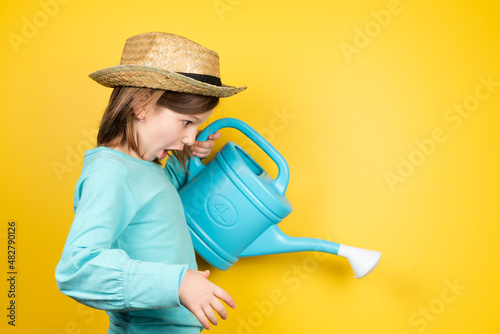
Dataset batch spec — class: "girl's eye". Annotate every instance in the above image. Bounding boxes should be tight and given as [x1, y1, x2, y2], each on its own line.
[183, 120, 192, 126]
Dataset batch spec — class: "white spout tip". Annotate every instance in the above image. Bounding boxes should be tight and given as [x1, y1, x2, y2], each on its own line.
[338, 244, 382, 279]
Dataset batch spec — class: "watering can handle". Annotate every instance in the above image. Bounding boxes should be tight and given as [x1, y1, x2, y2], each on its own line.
[188, 118, 290, 196]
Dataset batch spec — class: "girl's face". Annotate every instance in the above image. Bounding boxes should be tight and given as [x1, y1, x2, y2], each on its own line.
[135, 106, 213, 161]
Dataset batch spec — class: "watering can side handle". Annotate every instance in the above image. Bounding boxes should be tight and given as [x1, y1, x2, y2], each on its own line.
[190, 118, 290, 195]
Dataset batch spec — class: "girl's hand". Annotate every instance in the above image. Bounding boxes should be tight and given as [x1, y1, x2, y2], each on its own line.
[179, 269, 236, 330]
[191, 131, 222, 159]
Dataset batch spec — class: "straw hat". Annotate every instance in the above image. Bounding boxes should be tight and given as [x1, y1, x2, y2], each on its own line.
[89, 32, 246, 97]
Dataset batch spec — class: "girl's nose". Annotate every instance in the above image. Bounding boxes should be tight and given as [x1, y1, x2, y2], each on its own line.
[182, 131, 198, 146]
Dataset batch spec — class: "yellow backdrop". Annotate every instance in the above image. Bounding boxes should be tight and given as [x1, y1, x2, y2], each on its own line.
[2, 0, 499, 333]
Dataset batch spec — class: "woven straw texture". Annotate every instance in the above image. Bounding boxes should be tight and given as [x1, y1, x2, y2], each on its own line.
[89, 32, 246, 97]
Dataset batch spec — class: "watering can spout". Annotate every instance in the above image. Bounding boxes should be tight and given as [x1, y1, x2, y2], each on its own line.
[336, 244, 382, 279]
[239, 225, 381, 279]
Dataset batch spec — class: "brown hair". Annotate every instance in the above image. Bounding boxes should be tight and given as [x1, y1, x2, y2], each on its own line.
[97, 87, 219, 166]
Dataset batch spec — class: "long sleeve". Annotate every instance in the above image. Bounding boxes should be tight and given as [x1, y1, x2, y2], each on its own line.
[55, 159, 187, 311]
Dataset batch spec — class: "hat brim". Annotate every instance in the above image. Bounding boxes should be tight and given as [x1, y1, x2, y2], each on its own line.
[89, 64, 246, 98]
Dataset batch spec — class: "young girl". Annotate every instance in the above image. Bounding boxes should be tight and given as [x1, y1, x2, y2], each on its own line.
[55, 32, 246, 333]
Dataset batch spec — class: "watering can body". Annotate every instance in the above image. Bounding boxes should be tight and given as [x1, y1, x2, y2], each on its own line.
[179, 118, 292, 270]
[178, 118, 381, 278]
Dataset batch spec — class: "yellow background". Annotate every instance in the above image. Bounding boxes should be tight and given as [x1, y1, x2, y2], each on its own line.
[1, 0, 499, 333]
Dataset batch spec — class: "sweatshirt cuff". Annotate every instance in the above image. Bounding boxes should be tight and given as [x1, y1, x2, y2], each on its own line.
[125, 260, 188, 310]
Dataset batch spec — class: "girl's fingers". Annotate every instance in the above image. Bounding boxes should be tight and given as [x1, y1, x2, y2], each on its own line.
[199, 270, 210, 278]
[192, 130, 221, 158]
[191, 144, 211, 157]
[208, 130, 222, 140]
[194, 309, 211, 330]
[215, 287, 236, 309]
[210, 298, 228, 320]
[192, 150, 209, 159]
[203, 304, 219, 326]
[194, 140, 214, 149]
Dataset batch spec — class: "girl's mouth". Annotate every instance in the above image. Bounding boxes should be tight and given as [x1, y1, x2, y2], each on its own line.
[158, 149, 169, 160]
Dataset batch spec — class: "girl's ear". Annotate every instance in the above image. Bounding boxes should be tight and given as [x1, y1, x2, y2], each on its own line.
[134, 107, 148, 122]
[133, 107, 142, 118]
[132, 90, 155, 120]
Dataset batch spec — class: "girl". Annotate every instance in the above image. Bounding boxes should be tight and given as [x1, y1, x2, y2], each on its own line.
[55, 32, 246, 333]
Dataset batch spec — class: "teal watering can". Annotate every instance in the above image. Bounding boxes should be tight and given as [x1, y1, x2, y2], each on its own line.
[179, 118, 381, 278]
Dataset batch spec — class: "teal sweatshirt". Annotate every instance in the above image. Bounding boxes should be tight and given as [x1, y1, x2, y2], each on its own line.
[55, 147, 202, 334]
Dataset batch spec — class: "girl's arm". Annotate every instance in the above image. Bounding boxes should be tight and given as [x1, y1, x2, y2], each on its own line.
[55, 160, 187, 311]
